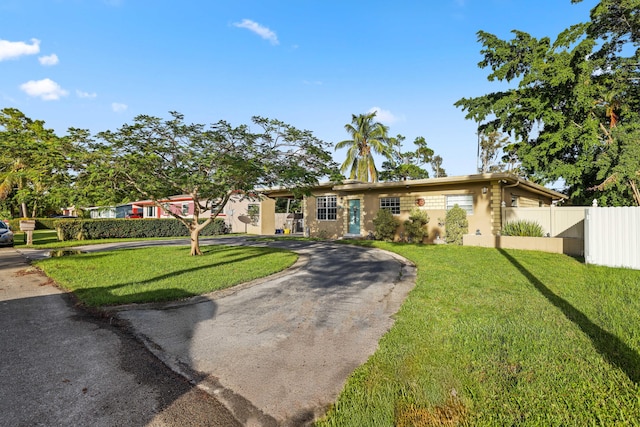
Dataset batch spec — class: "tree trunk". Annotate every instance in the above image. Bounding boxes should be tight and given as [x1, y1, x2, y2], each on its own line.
[190, 227, 202, 256]
[630, 179, 640, 206]
[20, 202, 28, 218]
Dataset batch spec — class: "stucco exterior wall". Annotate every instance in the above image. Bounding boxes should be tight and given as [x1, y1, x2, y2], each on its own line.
[303, 193, 345, 239]
[302, 182, 495, 242]
[245, 197, 275, 235]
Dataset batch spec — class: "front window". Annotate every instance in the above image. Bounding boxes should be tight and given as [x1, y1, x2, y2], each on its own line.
[316, 195, 337, 221]
[380, 197, 400, 215]
[181, 203, 189, 216]
[446, 194, 473, 214]
[146, 206, 156, 217]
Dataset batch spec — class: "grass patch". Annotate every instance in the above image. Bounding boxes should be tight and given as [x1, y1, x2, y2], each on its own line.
[317, 243, 640, 426]
[34, 244, 297, 307]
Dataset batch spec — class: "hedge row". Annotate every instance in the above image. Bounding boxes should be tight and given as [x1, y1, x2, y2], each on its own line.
[56, 218, 229, 241]
[6, 218, 58, 231]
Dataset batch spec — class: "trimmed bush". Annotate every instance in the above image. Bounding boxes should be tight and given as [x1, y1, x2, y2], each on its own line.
[403, 208, 429, 243]
[56, 218, 228, 241]
[502, 220, 544, 237]
[373, 208, 400, 241]
[444, 204, 469, 245]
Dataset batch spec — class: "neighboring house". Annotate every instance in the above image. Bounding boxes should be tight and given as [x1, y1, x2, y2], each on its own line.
[84, 204, 142, 219]
[85, 194, 274, 234]
[263, 173, 566, 241]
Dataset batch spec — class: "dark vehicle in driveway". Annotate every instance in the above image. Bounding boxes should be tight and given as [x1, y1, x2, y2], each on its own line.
[0, 221, 14, 247]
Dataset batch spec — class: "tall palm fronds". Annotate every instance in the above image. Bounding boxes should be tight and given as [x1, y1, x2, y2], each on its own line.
[335, 112, 390, 182]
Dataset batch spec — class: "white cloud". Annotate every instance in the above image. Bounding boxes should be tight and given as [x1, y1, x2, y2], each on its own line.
[76, 89, 97, 99]
[0, 38, 40, 61]
[233, 19, 279, 45]
[20, 78, 68, 101]
[38, 53, 59, 66]
[368, 107, 403, 125]
[112, 102, 128, 112]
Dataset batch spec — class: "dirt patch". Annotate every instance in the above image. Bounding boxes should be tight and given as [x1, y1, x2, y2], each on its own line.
[396, 396, 467, 427]
[14, 267, 41, 276]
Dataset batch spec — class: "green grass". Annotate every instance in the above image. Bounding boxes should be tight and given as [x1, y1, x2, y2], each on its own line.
[317, 243, 640, 426]
[34, 244, 297, 307]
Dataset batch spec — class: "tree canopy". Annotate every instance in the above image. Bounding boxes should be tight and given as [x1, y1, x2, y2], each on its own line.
[335, 112, 390, 182]
[0, 108, 76, 218]
[380, 135, 433, 181]
[97, 112, 338, 255]
[455, 0, 640, 205]
[478, 130, 510, 173]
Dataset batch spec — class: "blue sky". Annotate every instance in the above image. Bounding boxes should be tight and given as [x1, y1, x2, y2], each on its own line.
[1, 0, 597, 176]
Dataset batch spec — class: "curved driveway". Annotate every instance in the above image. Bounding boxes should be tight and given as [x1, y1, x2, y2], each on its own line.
[22, 237, 416, 426]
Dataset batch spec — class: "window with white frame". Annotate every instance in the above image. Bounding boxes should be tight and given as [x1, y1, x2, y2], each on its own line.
[316, 195, 337, 220]
[446, 194, 473, 214]
[146, 205, 156, 217]
[380, 197, 400, 215]
[181, 203, 189, 216]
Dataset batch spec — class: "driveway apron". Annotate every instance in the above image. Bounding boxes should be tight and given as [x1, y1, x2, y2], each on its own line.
[115, 239, 417, 425]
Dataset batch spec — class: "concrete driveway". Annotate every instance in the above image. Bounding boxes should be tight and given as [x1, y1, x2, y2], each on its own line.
[13, 237, 416, 426]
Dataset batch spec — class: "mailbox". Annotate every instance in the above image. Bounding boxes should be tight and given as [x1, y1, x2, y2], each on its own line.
[19, 220, 36, 231]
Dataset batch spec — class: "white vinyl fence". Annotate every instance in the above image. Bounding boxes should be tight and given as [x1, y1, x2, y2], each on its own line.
[585, 207, 640, 270]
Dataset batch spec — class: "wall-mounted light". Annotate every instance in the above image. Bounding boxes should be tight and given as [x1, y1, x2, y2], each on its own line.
[482, 187, 488, 194]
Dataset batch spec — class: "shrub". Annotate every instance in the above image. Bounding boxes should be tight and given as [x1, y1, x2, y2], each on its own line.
[444, 204, 468, 245]
[373, 208, 400, 241]
[56, 218, 228, 241]
[502, 220, 544, 237]
[403, 208, 429, 243]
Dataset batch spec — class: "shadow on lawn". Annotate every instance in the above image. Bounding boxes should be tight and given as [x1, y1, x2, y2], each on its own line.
[498, 249, 640, 384]
[72, 247, 277, 306]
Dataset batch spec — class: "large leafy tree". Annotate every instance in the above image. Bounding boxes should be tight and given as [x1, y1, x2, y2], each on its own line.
[97, 112, 338, 255]
[68, 128, 140, 209]
[380, 135, 434, 181]
[0, 108, 75, 217]
[455, 0, 640, 205]
[335, 112, 390, 182]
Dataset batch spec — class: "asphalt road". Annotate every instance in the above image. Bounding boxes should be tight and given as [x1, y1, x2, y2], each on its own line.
[0, 247, 240, 427]
[3, 237, 416, 426]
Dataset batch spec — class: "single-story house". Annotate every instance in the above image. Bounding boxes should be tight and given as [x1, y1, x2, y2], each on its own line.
[262, 173, 567, 242]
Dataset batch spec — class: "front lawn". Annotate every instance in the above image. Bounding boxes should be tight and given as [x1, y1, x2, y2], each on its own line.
[317, 243, 640, 426]
[34, 244, 297, 306]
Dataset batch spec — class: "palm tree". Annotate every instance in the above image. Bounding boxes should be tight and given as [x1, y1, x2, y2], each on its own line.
[335, 112, 390, 182]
